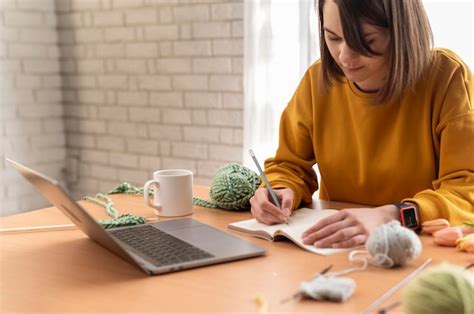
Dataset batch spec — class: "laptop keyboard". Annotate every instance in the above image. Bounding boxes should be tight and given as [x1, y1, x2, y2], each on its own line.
[109, 225, 215, 267]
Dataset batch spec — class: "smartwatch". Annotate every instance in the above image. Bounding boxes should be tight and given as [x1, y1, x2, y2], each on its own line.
[395, 202, 420, 232]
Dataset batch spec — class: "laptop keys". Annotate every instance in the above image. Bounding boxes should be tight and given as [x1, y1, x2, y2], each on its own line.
[109, 225, 214, 267]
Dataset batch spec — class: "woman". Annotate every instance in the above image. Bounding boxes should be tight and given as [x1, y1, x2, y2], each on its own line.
[249, 0, 473, 248]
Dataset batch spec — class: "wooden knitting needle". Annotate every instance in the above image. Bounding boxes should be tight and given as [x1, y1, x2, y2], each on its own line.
[361, 258, 432, 314]
[0, 224, 77, 234]
[377, 260, 473, 314]
[0, 218, 160, 235]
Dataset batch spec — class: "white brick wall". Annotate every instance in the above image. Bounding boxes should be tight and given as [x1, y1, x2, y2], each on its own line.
[58, 0, 244, 199]
[1, 0, 66, 216]
[1, 0, 244, 214]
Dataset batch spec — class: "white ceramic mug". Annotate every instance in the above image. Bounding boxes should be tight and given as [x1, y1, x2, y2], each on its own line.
[143, 169, 193, 217]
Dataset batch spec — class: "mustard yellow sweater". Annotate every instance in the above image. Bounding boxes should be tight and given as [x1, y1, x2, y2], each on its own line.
[264, 49, 474, 225]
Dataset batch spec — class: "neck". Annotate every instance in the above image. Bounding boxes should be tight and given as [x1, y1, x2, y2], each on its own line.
[354, 82, 380, 93]
[354, 68, 387, 92]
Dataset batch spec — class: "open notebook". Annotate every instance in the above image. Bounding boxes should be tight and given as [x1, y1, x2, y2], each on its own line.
[228, 208, 349, 256]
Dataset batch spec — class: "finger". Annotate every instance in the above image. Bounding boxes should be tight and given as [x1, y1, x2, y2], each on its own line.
[250, 197, 267, 223]
[252, 188, 268, 202]
[259, 211, 283, 225]
[251, 205, 269, 224]
[255, 189, 287, 221]
[250, 195, 285, 224]
[332, 234, 367, 248]
[254, 189, 278, 208]
[302, 211, 347, 237]
[274, 190, 293, 217]
[312, 226, 361, 248]
[263, 189, 285, 213]
[302, 218, 353, 244]
[260, 203, 287, 222]
[303, 219, 352, 244]
[252, 207, 281, 225]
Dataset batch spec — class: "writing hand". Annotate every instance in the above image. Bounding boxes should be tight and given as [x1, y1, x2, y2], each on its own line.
[250, 187, 294, 225]
[301, 205, 399, 248]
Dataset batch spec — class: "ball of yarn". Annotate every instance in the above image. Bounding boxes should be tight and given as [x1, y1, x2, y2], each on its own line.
[192, 163, 261, 211]
[403, 264, 474, 314]
[366, 220, 422, 268]
[209, 163, 261, 210]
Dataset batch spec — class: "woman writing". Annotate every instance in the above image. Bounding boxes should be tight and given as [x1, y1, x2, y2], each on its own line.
[250, 0, 473, 248]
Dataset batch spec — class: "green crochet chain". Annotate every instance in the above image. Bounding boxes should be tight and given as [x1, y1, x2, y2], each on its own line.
[84, 182, 153, 229]
[85, 163, 261, 228]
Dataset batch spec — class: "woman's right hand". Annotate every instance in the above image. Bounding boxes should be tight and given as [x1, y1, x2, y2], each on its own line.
[249, 187, 294, 225]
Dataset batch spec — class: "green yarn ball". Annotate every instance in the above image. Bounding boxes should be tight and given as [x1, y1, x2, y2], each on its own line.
[193, 163, 261, 211]
[402, 264, 474, 314]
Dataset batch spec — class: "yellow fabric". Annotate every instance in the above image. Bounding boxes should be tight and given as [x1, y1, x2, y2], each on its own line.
[264, 48, 474, 225]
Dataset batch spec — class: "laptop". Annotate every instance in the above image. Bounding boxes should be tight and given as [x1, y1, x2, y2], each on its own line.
[7, 159, 266, 275]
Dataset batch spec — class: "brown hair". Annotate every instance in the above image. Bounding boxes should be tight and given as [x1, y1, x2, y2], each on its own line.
[317, 0, 433, 104]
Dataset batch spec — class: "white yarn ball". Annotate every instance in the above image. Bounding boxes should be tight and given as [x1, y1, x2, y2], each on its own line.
[366, 220, 422, 268]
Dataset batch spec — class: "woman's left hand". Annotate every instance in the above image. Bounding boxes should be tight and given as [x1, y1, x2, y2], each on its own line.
[302, 205, 400, 248]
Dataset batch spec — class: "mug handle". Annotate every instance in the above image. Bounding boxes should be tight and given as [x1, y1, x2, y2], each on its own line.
[144, 180, 161, 210]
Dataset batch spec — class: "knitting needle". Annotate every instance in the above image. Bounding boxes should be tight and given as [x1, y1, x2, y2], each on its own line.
[0, 218, 160, 235]
[248, 149, 289, 225]
[361, 258, 432, 314]
[280, 264, 333, 304]
[377, 301, 401, 314]
[309, 264, 334, 280]
[0, 224, 77, 234]
[378, 261, 473, 314]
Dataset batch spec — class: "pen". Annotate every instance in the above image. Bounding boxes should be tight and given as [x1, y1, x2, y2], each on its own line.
[248, 149, 289, 225]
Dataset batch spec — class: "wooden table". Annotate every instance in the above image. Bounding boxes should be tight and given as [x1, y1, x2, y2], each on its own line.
[1, 186, 472, 313]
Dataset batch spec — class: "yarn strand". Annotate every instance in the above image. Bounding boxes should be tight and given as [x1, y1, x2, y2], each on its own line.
[192, 197, 219, 208]
[84, 193, 119, 218]
[84, 182, 148, 229]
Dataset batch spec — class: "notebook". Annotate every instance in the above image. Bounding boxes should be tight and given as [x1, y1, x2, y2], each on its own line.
[228, 207, 349, 255]
[7, 159, 266, 275]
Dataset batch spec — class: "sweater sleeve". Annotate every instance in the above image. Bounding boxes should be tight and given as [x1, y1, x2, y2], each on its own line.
[404, 62, 474, 226]
[263, 70, 318, 210]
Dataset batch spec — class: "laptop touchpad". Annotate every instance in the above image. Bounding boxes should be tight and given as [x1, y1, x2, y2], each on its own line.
[167, 224, 257, 257]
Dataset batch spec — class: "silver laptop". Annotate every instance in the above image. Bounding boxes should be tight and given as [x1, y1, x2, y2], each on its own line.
[7, 159, 266, 275]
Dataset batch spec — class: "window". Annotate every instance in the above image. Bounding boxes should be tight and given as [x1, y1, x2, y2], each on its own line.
[243, 0, 473, 169]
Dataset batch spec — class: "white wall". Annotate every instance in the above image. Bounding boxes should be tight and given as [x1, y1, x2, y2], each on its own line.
[0, 0, 66, 216]
[57, 0, 244, 201]
[1, 0, 244, 216]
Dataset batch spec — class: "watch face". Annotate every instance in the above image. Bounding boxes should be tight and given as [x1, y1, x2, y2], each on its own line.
[403, 208, 418, 228]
